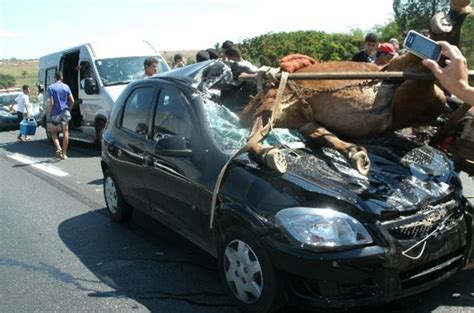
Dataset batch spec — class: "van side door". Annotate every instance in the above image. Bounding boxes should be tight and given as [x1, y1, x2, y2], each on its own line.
[78, 60, 102, 127]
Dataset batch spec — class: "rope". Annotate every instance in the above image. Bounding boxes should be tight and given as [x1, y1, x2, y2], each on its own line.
[209, 72, 289, 229]
[401, 212, 454, 260]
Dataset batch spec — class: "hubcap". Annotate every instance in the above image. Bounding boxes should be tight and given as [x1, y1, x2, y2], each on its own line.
[224, 239, 263, 303]
[104, 176, 118, 214]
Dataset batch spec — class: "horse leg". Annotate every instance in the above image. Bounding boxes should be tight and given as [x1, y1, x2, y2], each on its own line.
[299, 121, 371, 175]
[431, 0, 471, 46]
[247, 111, 288, 174]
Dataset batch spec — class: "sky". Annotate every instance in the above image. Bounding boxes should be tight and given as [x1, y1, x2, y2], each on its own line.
[0, 0, 395, 60]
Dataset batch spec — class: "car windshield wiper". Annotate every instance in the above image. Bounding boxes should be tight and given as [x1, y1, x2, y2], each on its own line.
[104, 80, 131, 86]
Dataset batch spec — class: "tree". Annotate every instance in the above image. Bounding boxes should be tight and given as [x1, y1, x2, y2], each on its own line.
[240, 31, 359, 67]
[393, 0, 450, 33]
[460, 15, 474, 70]
[374, 20, 402, 44]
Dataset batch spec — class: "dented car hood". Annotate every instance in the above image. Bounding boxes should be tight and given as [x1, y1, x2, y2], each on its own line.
[284, 137, 456, 214]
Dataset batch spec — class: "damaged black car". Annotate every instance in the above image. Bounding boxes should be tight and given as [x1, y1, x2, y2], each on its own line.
[100, 60, 473, 313]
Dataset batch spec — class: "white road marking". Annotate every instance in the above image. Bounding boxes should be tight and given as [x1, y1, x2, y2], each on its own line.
[7, 153, 69, 177]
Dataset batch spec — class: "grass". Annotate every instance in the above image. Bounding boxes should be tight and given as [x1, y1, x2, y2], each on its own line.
[0, 60, 39, 96]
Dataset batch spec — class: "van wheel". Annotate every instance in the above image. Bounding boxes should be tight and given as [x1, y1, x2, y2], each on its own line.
[43, 117, 52, 140]
[103, 169, 133, 223]
[217, 226, 282, 313]
[95, 119, 106, 145]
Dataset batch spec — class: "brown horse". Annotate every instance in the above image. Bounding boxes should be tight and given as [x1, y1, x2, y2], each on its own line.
[238, 0, 472, 175]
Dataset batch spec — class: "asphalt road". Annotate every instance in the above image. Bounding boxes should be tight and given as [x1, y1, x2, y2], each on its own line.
[0, 127, 473, 313]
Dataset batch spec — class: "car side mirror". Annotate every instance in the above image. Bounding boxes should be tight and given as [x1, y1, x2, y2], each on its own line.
[155, 135, 192, 157]
[84, 78, 99, 95]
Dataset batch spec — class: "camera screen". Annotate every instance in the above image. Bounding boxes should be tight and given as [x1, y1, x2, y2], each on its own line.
[411, 36, 438, 58]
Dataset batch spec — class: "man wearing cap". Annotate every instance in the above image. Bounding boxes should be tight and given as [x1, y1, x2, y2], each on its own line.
[375, 43, 398, 66]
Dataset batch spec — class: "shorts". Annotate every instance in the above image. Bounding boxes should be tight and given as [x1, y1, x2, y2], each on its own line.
[51, 110, 71, 126]
[17, 112, 25, 123]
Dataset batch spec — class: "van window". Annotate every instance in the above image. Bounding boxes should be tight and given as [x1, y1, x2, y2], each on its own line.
[45, 68, 57, 89]
[121, 87, 155, 136]
[153, 88, 192, 139]
[95, 56, 168, 86]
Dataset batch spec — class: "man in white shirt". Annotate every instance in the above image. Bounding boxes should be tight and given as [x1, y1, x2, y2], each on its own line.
[143, 57, 159, 78]
[14, 85, 30, 142]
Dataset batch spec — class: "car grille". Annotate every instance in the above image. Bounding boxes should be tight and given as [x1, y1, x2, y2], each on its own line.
[382, 198, 463, 240]
[399, 247, 466, 289]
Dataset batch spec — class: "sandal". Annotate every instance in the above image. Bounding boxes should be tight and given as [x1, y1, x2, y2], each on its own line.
[55, 149, 63, 159]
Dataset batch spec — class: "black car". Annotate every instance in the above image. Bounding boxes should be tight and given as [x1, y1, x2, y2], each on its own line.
[0, 90, 41, 130]
[101, 60, 473, 313]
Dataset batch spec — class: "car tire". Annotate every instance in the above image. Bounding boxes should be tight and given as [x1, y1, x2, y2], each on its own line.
[95, 119, 106, 146]
[43, 117, 52, 140]
[103, 169, 133, 223]
[217, 226, 282, 313]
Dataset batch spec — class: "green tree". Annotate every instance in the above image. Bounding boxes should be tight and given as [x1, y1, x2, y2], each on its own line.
[374, 20, 402, 43]
[240, 31, 360, 67]
[393, 0, 450, 33]
[460, 14, 474, 82]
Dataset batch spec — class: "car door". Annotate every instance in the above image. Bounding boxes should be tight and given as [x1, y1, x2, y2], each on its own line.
[142, 84, 204, 236]
[77, 59, 102, 126]
[107, 84, 156, 211]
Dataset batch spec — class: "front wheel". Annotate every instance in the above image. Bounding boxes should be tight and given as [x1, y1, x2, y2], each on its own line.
[103, 169, 133, 223]
[218, 226, 282, 313]
[95, 119, 106, 146]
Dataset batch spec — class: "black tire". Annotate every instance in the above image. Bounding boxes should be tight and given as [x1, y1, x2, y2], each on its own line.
[217, 225, 282, 313]
[95, 118, 106, 146]
[43, 117, 52, 140]
[103, 168, 133, 223]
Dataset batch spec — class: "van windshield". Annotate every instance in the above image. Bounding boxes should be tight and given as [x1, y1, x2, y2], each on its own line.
[95, 56, 169, 86]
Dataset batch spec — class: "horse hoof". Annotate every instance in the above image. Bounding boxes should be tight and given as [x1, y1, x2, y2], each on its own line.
[265, 148, 287, 174]
[350, 151, 371, 176]
[431, 12, 453, 34]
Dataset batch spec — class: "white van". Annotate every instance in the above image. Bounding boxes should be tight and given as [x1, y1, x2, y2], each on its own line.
[38, 40, 170, 143]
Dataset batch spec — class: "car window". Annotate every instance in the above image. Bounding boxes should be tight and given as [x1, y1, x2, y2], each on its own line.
[153, 88, 192, 139]
[121, 86, 155, 136]
[0, 93, 20, 106]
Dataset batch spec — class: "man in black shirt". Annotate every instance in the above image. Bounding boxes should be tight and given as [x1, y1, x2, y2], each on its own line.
[352, 33, 378, 63]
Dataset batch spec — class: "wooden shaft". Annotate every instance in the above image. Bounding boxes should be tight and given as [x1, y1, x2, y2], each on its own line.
[240, 70, 474, 81]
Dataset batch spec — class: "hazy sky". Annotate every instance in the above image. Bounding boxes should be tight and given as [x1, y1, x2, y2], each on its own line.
[0, 0, 394, 59]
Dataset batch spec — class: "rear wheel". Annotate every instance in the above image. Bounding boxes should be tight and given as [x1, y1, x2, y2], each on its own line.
[103, 169, 133, 222]
[218, 226, 282, 313]
[95, 118, 106, 145]
[43, 117, 52, 140]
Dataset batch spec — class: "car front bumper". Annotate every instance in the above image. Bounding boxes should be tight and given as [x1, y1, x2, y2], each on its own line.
[263, 212, 472, 309]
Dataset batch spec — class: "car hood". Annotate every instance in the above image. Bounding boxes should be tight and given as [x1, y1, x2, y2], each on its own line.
[280, 135, 456, 215]
[104, 85, 127, 102]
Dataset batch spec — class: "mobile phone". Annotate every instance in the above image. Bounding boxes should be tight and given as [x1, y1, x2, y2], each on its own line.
[403, 30, 442, 61]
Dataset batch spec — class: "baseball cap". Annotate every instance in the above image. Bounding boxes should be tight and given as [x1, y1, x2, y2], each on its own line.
[378, 43, 396, 55]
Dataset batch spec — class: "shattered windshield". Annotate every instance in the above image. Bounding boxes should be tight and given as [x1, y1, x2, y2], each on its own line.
[202, 98, 303, 154]
[95, 56, 169, 86]
[190, 60, 303, 155]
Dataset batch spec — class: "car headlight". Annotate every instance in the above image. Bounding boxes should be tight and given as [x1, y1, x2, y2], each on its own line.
[275, 207, 373, 249]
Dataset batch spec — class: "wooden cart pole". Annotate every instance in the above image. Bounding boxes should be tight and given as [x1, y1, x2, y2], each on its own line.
[239, 70, 474, 81]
